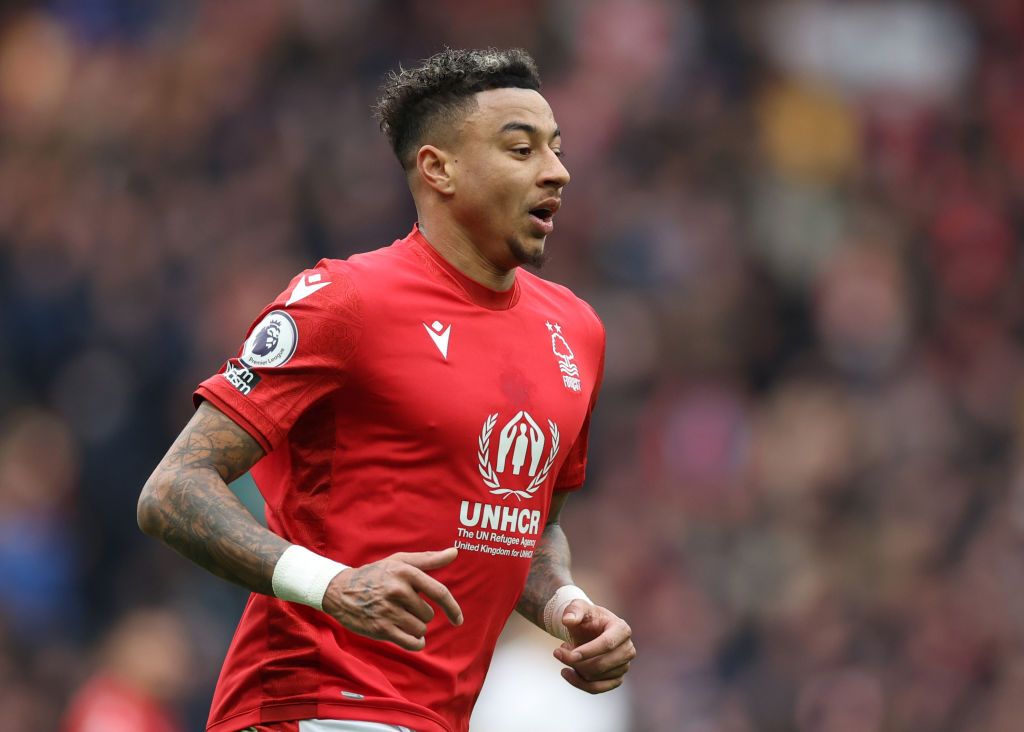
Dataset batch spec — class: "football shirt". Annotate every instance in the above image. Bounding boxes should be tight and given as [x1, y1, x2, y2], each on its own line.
[195, 226, 605, 732]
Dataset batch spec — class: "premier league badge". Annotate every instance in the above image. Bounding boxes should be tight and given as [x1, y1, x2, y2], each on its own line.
[240, 310, 298, 368]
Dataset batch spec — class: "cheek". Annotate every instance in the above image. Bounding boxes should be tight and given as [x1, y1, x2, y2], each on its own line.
[456, 154, 523, 220]
[470, 173, 516, 213]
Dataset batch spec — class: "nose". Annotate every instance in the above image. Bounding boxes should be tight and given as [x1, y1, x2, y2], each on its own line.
[540, 148, 570, 189]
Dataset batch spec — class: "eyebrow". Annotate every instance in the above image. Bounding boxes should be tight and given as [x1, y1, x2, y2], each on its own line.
[499, 121, 561, 140]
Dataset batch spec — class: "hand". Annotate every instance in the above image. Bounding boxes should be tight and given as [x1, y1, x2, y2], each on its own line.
[552, 600, 635, 693]
[322, 547, 463, 651]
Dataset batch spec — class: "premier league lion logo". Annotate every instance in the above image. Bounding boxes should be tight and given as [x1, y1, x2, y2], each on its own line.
[240, 310, 297, 368]
[251, 321, 282, 358]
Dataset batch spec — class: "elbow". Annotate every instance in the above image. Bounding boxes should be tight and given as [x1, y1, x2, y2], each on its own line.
[136, 479, 166, 538]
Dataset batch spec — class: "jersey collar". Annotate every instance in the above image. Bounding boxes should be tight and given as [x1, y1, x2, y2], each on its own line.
[407, 224, 521, 311]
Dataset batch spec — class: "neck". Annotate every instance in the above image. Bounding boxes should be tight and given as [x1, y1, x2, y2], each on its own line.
[416, 216, 517, 292]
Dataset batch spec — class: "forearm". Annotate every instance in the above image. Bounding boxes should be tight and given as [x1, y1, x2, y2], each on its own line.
[137, 401, 286, 595]
[138, 468, 288, 594]
[515, 520, 574, 629]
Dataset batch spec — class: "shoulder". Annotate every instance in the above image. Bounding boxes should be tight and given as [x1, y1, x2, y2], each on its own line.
[284, 239, 418, 315]
[518, 269, 605, 342]
[315, 240, 405, 283]
[277, 258, 359, 322]
[327, 239, 428, 298]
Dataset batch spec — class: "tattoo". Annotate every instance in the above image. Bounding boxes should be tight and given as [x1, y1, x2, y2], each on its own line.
[516, 493, 574, 628]
[137, 402, 289, 595]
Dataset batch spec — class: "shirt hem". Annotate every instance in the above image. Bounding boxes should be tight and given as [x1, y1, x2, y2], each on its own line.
[207, 700, 453, 732]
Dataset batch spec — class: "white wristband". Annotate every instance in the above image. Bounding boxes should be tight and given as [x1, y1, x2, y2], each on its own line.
[543, 584, 592, 642]
[271, 545, 349, 611]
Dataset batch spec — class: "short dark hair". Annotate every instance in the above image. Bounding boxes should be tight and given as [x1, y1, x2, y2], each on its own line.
[374, 48, 541, 170]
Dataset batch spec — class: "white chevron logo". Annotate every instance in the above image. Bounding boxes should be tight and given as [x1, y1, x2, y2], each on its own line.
[286, 273, 330, 306]
[423, 320, 451, 359]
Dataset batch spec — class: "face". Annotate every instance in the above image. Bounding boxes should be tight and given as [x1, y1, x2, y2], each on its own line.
[446, 88, 570, 270]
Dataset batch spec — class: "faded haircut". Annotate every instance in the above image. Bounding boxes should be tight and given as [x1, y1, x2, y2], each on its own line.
[374, 48, 541, 170]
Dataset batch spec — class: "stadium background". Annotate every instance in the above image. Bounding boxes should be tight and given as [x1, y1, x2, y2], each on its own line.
[1, 0, 1023, 730]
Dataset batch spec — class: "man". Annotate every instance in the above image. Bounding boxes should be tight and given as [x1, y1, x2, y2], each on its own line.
[138, 48, 635, 732]
[62, 609, 190, 732]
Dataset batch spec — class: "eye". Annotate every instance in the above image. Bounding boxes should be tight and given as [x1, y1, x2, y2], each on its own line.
[552, 149, 564, 158]
[512, 147, 532, 157]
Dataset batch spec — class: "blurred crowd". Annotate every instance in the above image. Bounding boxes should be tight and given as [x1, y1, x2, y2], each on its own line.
[0, 0, 1022, 730]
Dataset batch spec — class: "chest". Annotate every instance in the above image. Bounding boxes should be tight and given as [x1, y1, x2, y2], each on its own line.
[340, 295, 595, 470]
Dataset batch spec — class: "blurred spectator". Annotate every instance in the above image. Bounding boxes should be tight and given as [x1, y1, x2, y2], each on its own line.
[0, 408, 79, 635]
[61, 608, 191, 732]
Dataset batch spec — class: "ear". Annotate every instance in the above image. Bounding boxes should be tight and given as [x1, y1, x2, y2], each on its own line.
[415, 145, 456, 196]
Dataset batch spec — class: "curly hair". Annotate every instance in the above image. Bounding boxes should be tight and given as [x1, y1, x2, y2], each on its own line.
[374, 48, 541, 170]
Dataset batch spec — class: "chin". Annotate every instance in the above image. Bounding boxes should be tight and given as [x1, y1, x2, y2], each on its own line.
[507, 236, 547, 268]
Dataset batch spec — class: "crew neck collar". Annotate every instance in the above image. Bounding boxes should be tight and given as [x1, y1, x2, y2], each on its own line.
[408, 224, 521, 310]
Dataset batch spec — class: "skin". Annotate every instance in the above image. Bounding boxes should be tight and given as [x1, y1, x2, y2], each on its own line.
[414, 85, 633, 692]
[411, 87, 571, 291]
[137, 402, 463, 652]
[138, 84, 633, 693]
[515, 493, 635, 693]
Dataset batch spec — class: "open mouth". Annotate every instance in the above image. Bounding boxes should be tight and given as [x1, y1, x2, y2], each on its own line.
[528, 198, 559, 235]
[528, 208, 555, 235]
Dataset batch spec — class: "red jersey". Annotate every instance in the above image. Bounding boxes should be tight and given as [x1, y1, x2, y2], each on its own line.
[62, 675, 182, 732]
[195, 226, 605, 732]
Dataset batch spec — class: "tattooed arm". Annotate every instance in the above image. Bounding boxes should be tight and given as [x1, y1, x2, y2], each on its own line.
[138, 401, 463, 650]
[137, 400, 285, 593]
[516, 491, 636, 694]
[516, 492, 575, 627]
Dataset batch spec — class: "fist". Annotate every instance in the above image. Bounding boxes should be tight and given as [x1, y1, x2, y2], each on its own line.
[553, 601, 635, 693]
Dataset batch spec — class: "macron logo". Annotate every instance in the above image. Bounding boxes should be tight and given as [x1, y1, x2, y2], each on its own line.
[286, 273, 330, 306]
[423, 320, 452, 359]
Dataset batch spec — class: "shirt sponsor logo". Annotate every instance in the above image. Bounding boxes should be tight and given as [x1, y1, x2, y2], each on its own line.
[240, 310, 298, 368]
[222, 359, 261, 395]
[546, 321, 581, 392]
[456, 501, 542, 558]
[477, 410, 559, 501]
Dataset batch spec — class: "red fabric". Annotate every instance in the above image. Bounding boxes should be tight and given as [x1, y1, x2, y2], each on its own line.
[61, 675, 182, 732]
[195, 226, 605, 732]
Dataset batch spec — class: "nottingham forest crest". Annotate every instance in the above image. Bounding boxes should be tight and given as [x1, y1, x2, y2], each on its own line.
[478, 411, 560, 501]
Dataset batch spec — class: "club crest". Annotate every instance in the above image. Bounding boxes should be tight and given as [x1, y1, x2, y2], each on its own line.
[546, 321, 581, 392]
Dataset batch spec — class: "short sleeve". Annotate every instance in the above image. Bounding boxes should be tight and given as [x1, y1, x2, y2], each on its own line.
[194, 261, 361, 452]
[554, 322, 606, 492]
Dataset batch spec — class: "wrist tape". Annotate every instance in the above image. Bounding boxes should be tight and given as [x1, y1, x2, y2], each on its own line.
[271, 545, 349, 611]
[543, 584, 592, 643]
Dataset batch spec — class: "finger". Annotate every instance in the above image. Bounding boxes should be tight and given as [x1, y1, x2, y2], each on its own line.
[406, 568, 463, 626]
[554, 640, 636, 674]
[563, 603, 617, 643]
[391, 610, 427, 641]
[572, 660, 632, 683]
[567, 622, 632, 663]
[560, 667, 623, 695]
[392, 547, 459, 572]
[394, 587, 435, 625]
[384, 625, 427, 653]
[560, 599, 592, 626]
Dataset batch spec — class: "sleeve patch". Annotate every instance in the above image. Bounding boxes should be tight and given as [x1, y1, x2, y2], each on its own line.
[240, 310, 298, 368]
